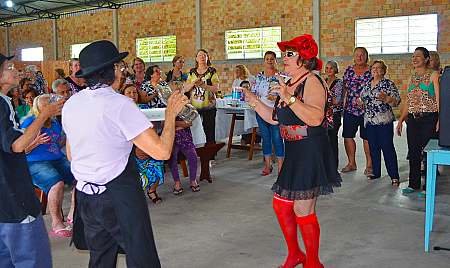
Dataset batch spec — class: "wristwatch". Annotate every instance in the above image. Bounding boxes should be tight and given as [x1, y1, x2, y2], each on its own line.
[287, 96, 297, 106]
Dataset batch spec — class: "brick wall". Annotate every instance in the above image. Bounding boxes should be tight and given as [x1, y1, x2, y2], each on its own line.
[57, 10, 113, 60]
[0, 0, 448, 92]
[8, 20, 53, 61]
[118, 1, 196, 59]
[0, 28, 5, 55]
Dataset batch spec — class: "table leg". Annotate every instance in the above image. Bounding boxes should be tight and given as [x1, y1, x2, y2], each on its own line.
[197, 143, 225, 183]
[248, 127, 257, 160]
[430, 164, 437, 231]
[425, 154, 436, 252]
[226, 114, 237, 158]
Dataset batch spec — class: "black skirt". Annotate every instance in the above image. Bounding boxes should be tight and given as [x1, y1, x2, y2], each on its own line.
[272, 132, 342, 200]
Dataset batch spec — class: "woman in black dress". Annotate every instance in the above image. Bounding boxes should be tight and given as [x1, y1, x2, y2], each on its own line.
[244, 34, 341, 268]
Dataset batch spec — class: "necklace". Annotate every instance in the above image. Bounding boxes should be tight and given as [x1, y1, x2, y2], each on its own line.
[287, 71, 310, 86]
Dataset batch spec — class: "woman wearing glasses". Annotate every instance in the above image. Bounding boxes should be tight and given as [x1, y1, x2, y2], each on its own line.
[244, 35, 341, 268]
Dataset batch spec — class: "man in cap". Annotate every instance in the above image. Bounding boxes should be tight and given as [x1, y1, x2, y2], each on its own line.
[62, 40, 188, 267]
[0, 53, 64, 267]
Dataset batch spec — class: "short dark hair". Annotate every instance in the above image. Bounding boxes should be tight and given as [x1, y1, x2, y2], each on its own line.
[239, 80, 250, 87]
[85, 66, 116, 88]
[299, 57, 320, 71]
[144, 65, 160, 81]
[264, 51, 277, 59]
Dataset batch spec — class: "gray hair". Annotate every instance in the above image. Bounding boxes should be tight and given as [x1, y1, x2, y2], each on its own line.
[326, 60, 339, 74]
[52, 79, 69, 92]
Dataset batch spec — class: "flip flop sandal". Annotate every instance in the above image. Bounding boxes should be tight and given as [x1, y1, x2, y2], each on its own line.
[173, 187, 184, 195]
[51, 226, 72, 238]
[190, 185, 200, 192]
[391, 179, 400, 187]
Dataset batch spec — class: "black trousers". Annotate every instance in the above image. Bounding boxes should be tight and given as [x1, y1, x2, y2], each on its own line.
[77, 189, 161, 268]
[406, 113, 438, 190]
[199, 108, 217, 144]
[327, 112, 342, 168]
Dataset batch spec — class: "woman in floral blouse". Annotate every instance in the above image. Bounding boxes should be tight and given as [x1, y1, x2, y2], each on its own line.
[397, 47, 440, 196]
[360, 60, 400, 185]
[342, 47, 373, 176]
[325, 60, 344, 168]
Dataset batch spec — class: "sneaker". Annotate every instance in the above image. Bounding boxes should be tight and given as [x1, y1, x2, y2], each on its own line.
[401, 187, 415, 195]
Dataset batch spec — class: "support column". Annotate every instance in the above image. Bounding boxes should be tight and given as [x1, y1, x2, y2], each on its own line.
[195, 0, 201, 50]
[5, 26, 10, 56]
[52, 19, 58, 60]
[112, 9, 119, 49]
[312, 0, 320, 56]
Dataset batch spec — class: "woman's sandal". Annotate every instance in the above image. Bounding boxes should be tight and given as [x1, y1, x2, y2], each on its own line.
[147, 191, 162, 204]
[190, 184, 200, 192]
[391, 179, 400, 187]
[173, 187, 184, 195]
[261, 166, 273, 176]
[341, 165, 357, 173]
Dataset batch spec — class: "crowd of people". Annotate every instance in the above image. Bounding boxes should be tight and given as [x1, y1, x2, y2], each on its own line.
[0, 35, 444, 267]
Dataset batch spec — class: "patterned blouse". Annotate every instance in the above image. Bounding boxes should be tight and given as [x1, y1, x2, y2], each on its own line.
[343, 65, 372, 116]
[327, 78, 344, 113]
[360, 78, 400, 127]
[140, 80, 169, 108]
[406, 71, 438, 114]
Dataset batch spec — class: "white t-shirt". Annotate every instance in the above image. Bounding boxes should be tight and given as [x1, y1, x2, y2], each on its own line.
[62, 86, 152, 194]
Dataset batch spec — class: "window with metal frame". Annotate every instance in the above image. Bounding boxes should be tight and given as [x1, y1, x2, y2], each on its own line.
[225, 26, 281, 59]
[21, 47, 43, 61]
[71, 42, 91, 58]
[355, 14, 438, 54]
[136, 35, 176, 63]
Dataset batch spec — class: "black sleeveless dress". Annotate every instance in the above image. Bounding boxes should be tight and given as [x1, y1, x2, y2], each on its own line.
[271, 77, 342, 200]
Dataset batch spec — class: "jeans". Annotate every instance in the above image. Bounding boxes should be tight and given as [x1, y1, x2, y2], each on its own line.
[256, 114, 285, 157]
[0, 216, 52, 268]
[366, 122, 399, 179]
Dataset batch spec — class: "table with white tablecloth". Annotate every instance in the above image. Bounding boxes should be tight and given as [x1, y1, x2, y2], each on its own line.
[215, 99, 258, 141]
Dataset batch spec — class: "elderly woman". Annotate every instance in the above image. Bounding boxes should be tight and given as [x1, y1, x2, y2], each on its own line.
[16, 88, 37, 120]
[166, 55, 188, 83]
[359, 60, 400, 184]
[131, 57, 146, 89]
[121, 84, 165, 203]
[141, 65, 169, 108]
[21, 94, 75, 237]
[52, 79, 71, 100]
[184, 49, 220, 145]
[65, 58, 87, 94]
[342, 47, 372, 175]
[252, 51, 285, 175]
[244, 34, 341, 268]
[397, 47, 440, 196]
[325, 60, 344, 168]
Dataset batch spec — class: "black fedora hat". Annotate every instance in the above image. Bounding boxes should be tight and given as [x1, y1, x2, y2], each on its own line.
[0, 53, 14, 66]
[76, 40, 129, 78]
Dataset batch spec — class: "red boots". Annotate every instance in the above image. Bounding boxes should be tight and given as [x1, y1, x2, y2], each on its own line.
[297, 213, 324, 268]
[273, 196, 306, 268]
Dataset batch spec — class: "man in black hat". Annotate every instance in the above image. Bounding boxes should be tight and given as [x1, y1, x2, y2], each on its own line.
[62, 40, 188, 267]
[0, 54, 63, 267]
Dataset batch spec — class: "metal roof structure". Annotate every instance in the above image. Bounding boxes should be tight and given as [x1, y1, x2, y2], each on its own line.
[0, 0, 150, 26]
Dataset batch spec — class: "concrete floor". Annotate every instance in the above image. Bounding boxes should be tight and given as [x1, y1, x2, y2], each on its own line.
[46, 128, 450, 268]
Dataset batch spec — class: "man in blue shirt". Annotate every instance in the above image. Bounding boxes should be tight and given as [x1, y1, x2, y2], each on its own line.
[0, 54, 63, 267]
